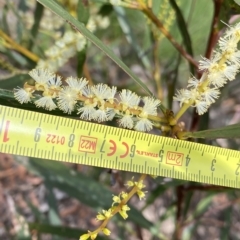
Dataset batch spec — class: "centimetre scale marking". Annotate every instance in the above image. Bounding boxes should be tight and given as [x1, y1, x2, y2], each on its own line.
[0, 105, 240, 188]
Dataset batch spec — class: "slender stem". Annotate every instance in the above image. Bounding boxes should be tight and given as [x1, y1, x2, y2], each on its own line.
[176, 131, 189, 139]
[204, 0, 222, 59]
[0, 56, 21, 74]
[0, 30, 39, 62]
[170, 101, 194, 125]
[173, 185, 184, 240]
[152, 41, 163, 100]
[190, 0, 222, 131]
[83, 63, 94, 86]
[170, 72, 209, 126]
[141, 7, 198, 68]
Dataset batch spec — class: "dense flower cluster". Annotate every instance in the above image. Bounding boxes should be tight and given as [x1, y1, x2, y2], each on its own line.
[174, 22, 240, 115]
[37, 17, 109, 72]
[80, 175, 147, 240]
[150, 0, 177, 42]
[20, 0, 110, 72]
[37, 31, 87, 71]
[14, 68, 161, 132]
[22, 0, 110, 33]
[20, 0, 64, 31]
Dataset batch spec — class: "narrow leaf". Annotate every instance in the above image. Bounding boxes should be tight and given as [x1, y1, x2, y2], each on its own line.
[37, 0, 152, 95]
[77, 48, 87, 77]
[77, 0, 89, 24]
[0, 74, 30, 89]
[234, 0, 240, 5]
[220, 207, 232, 240]
[1, 4, 10, 35]
[45, 180, 62, 225]
[29, 2, 44, 50]
[28, 223, 108, 239]
[181, 123, 240, 139]
[98, 4, 113, 16]
[114, 6, 151, 70]
[27, 158, 153, 229]
[190, 194, 213, 220]
[169, 0, 194, 73]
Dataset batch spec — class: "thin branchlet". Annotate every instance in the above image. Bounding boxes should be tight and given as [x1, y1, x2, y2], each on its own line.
[80, 174, 147, 240]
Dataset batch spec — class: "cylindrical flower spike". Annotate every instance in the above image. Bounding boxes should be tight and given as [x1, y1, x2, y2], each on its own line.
[14, 68, 164, 132]
[174, 22, 240, 116]
[37, 31, 87, 72]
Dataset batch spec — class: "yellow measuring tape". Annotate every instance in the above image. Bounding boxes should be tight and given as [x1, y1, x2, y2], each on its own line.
[0, 105, 240, 188]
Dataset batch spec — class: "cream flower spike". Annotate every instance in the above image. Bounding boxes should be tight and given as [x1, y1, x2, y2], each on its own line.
[14, 68, 163, 132]
[174, 21, 240, 115]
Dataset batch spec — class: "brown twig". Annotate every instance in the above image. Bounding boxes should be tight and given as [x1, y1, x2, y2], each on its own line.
[173, 185, 184, 240]
[135, 224, 144, 240]
[0, 30, 39, 62]
[83, 63, 94, 86]
[173, 183, 227, 239]
[141, 7, 198, 68]
[152, 41, 163, 100]
[204, 0, 223, 59]
[190, 0, 223, 131]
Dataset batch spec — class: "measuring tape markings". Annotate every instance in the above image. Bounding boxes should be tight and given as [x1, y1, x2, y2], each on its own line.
[1, 105, 240, 188]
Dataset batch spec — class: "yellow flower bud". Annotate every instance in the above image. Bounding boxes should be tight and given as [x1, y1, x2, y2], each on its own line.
[96, 213, 105, 221]
[102, 228, 111, 236]
[112, 195, 121, 204]
[122, 205, 130, 211]
[135, 180, 146, 189]
[90, 233, 97, 240]
[119, 210, 128, 219]
[125, 180, 134, 188]
[137, 190, 146, 200]
[103, 209, 112, 218]
[79, 233, 90, 240]
[121, 191, 128, 199]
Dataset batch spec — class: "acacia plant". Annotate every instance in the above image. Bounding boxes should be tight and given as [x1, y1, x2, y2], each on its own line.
[1, 0, 240, 239]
